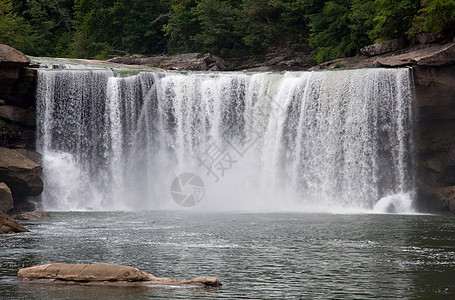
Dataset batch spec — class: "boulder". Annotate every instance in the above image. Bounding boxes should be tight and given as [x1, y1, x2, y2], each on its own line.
[13, 149, 41, 164]
[18, 263, 154, 282]
[0, 211, 28, 233]
[415, 33, 440, 45]
[15, 209, 51, 220]
[108, 53, 227, 71]
[0, 182, 13, 213]
[0, 44, 30, 67]
[0, 105, 36, 127]
[18, 263, 221, 287]
[0, 147, 43, 196]
[360, 39, 403, 56]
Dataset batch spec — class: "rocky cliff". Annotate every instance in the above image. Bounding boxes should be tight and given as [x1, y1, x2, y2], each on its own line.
[0, 44, 41, 214]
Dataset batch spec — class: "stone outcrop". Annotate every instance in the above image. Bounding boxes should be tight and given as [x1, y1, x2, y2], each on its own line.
[15, 209, 51, 220]
[0, 147, 43, 197]
[0, 44, 30, 67]
[412, 66, 455, 212]
[0, 211, 28, 233]
[0, 182, 13, 213]
[310, 42, 455, 70]
[18, 263, 221, 287]
[108, 53, 227, 71]
[0, 44, 36, 109]
[360, 39, 403, 56]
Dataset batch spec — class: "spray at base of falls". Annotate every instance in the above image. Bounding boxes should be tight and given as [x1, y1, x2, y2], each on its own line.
[36, 68, 415, 212]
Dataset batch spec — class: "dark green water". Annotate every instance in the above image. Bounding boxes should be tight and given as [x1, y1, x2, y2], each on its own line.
[1, 212, 455, 299]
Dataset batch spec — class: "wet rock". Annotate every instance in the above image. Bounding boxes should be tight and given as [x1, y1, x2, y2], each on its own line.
[0, 211, 28, 233]
[18, 263, 222, 287]
[0, 147, 43, 197]
[0, 44, 30, 67]
[360, 39, 403, 56]
[0, 182, 13, 213]
[0, 105, 35, 127]
[13, 149, 41, 164]
[15, 209, 51, 220]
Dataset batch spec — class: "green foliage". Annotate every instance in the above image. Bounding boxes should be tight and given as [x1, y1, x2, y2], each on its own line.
[409, 0, 455, 36]
[1, 0, 454, 63]
[334, 60, 343, 68]
[352, 0, 420, 42]
[0, 0, 32, 53]
[308, 1, 359, 63]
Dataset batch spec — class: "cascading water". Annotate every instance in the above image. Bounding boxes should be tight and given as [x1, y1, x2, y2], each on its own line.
[36, 67, 415, 212]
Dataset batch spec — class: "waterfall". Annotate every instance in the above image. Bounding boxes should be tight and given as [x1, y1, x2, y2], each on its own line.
[35, 68, 415, 212]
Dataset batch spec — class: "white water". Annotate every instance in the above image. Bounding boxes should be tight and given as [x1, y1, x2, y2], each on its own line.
[36, 68, 415, 212]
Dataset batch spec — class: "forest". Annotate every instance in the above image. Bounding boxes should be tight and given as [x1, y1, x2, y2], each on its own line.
[1, 0, 454, 64]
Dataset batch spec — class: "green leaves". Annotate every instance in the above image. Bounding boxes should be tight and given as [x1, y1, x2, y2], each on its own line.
[0, 0, 33, 53]
[409, 0, 455, 35]
[2, 0, 455, 63]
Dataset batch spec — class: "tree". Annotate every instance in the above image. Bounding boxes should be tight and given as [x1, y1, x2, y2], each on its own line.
[308, 0, 358, 63]
[409, 0, 455, 37]
[0, 0, 32, 53]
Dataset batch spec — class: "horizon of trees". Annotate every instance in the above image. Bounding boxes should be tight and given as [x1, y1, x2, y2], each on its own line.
[0, 0, 454, 64]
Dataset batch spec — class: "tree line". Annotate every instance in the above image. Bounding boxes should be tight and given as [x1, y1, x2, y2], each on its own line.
[1, 0, 454, 63]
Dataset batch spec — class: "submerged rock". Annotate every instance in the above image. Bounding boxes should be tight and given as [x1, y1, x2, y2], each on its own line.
[18, 263, 222, 287]
[0, 211, 28, 233]
[15, 209, 51, 220]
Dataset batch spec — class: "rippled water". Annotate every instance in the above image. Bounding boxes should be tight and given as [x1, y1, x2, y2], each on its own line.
[1, 212, 455, 299]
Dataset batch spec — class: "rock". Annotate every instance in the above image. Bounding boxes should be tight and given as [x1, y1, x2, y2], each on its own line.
[414, 66, 455, 121]
[18, 263, 222, 287]
[0, 44, 30, 67]
[377, 42, 455, 67]
[18, 263, 154, 282]
[15, 209, 51, 220]
[0, 105, 36, 127]
[434, 186, 455, 211]
[0, 182, 13, 213]
[0, 66, 36, 109]
[0, 100, 5, 105]
[13, 149, 41, 164]
[108, 53, 227, 71]
[0, 147, 43, 197]
[416, 33, 440, 45]
[0, 211, 28, 233]
[360, 39, 403, 56]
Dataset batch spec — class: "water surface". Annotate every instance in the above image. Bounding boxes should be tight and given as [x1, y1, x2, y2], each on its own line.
[1, 212, 455, 299]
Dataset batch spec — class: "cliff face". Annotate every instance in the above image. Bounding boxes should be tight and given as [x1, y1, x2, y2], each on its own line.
[0, 44, 41, 213]
[414, 65, 455, 212]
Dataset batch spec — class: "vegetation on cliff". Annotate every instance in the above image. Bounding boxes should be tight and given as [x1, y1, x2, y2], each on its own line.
[1, 0, 454, 63]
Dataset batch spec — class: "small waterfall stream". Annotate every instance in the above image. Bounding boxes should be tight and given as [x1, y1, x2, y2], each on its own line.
[35, 68, 415, 212]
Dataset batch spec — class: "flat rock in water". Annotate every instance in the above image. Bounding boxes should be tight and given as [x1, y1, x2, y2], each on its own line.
[17, 263, 221, 287]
